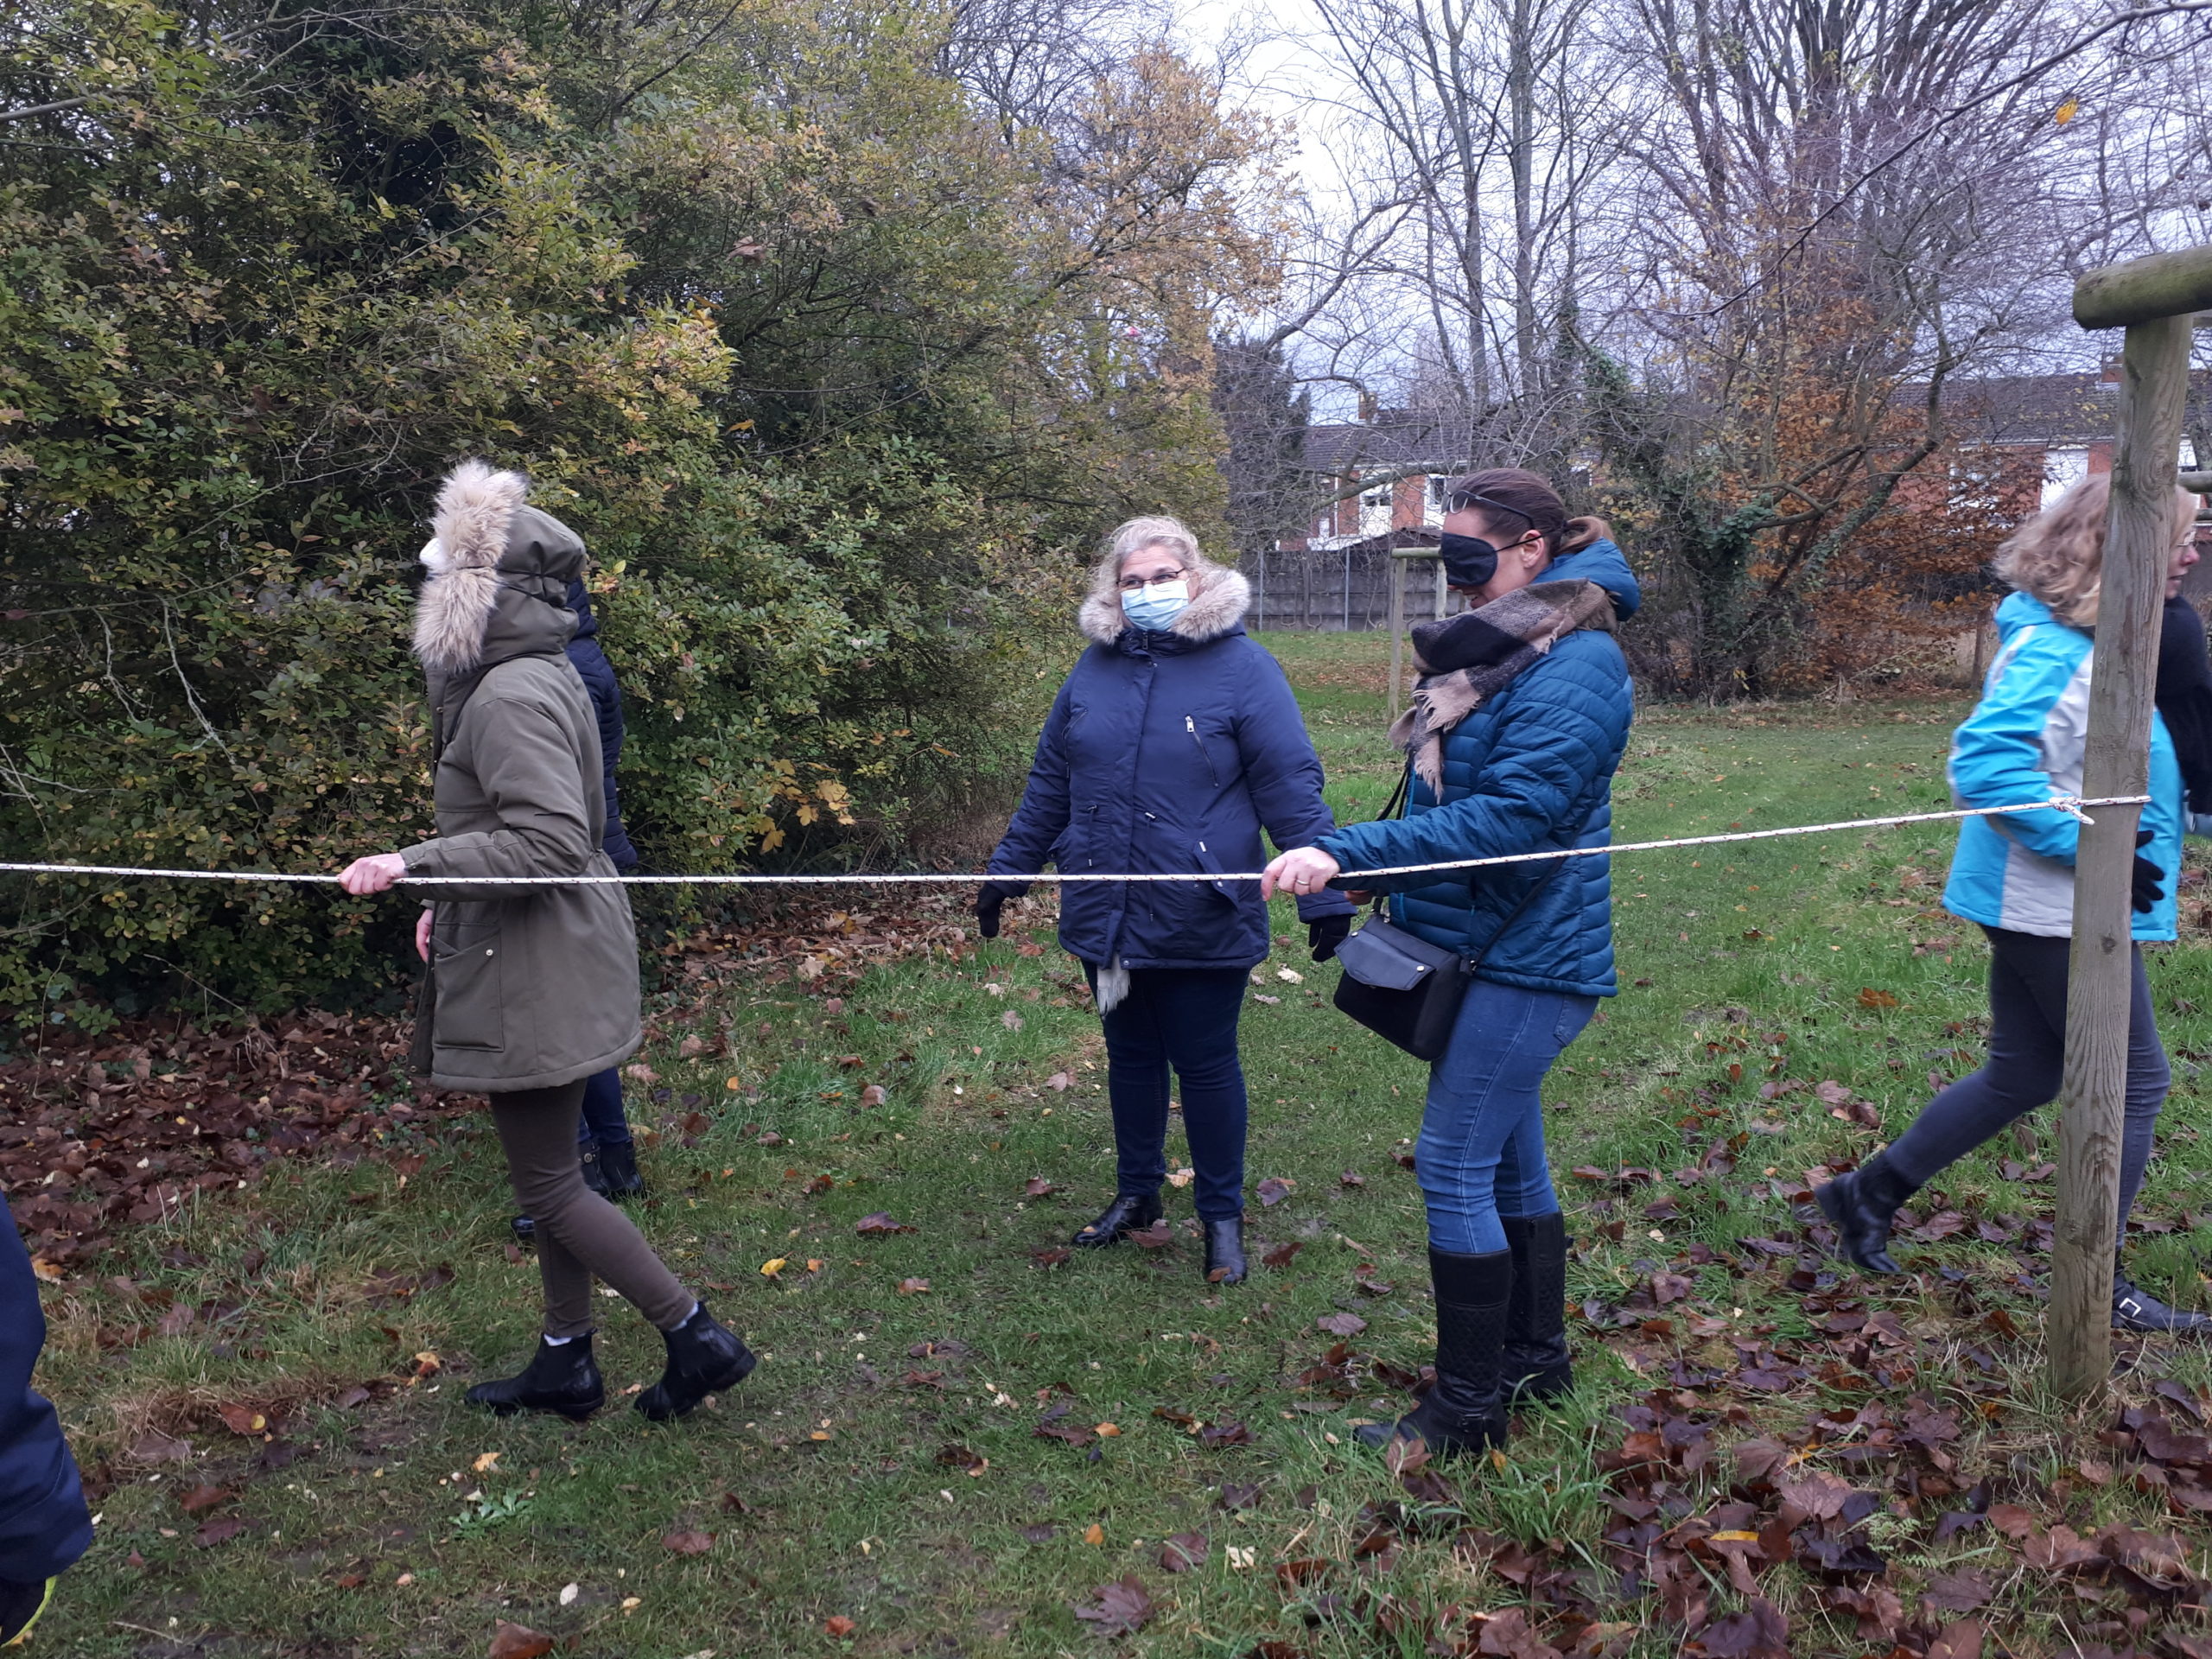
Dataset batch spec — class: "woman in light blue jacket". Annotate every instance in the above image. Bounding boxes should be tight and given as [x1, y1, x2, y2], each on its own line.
[1817, 475, 2206, 1332]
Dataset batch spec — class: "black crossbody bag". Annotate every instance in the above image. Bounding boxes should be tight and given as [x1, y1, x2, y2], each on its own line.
[1330, 766, 1595, 1062]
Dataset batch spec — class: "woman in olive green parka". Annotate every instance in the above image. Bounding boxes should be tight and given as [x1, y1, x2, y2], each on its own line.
[339, 461, 755, 1425]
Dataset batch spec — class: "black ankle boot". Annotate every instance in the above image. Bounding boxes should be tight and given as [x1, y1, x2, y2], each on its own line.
[636, 1304, 757, 1422]
[1071, 1191, 1162, 1249]
[1355, 1248, 1511, 1461]
[1815, 1152, 1916, 1274]
[579, 1140, 613, 1199]
[597, 1139, 645, 1198]
[1500, 1214, 1573, 1404]
[2114, 1252, 2212, 1333]
[1203, 1214, 1247, 1285]
[465, 1334, 605, 1421]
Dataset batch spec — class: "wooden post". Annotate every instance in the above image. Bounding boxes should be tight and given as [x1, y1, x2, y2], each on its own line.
[2049, 298, 2202, 1400]
[1388, 551, 1406, 722]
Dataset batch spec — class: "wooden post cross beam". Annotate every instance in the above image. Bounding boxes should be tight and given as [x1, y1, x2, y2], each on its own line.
[2051, 248, 2212, 1402]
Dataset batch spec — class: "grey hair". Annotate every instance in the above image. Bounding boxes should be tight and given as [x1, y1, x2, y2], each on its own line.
[1104, 514, 1202, 572]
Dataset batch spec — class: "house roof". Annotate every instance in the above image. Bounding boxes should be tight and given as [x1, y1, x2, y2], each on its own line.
[1303, 410, 1469, 475]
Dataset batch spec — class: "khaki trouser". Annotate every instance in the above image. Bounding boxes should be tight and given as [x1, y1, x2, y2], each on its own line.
[490, 1084, 692, 1338]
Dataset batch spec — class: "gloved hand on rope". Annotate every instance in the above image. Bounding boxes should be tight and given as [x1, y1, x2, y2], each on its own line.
[2133, 829, 2167, 915]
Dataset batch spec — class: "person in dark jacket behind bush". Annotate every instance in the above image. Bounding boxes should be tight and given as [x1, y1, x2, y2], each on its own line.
[0, 1195, 93, 1646]
[339, 461, 753, 1424]
[509, 581, 644, 1243]
[1266, 470, 1638, 1462]
[979, 515, 1353, 1286]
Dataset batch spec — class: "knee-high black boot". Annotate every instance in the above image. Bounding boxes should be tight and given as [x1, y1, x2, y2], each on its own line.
[1355, 1247, 1511, 1460]
[1500, 1214, 1573, 1404]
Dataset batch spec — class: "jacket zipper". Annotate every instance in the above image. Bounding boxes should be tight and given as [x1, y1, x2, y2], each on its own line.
[1185, 715, 1220, 787]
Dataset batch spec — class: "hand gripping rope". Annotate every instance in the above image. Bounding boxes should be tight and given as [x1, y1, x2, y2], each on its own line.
[0, 796, 2149, 888]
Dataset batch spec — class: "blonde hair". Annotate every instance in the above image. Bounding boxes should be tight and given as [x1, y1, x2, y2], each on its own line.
[1101, 515, 1202, 579]
[1993, 474, 2196, 627]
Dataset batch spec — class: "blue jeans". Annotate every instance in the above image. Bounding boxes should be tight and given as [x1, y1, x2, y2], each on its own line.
[1090, 965, 1250, 1220]
[577, 1067, 632, 1148]
[1418, 978, 1597, 1255]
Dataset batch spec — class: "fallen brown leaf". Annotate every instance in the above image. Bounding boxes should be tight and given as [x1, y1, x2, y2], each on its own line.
[488, 1622, 556, 1659]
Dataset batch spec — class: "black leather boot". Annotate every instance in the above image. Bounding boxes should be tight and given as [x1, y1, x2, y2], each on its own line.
[2114, 1252, 2212, 1333]
[1203, 1214, 1247, 1285]
[465, 1333, 605, 1421]
[636, 1304, 757, 1422]
[597, 1138, 646, 1198]
[1355, 1248, 1511, 1460]
[1071, 1191, 1162, 1249]
[1815, 1151, 1916, 1274]
[1500, 1213, 1573, 1404]
[578, 1140, 613, 1199]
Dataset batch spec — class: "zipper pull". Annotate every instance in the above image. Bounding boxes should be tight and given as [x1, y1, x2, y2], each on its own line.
[1186, 715, 1198, 735]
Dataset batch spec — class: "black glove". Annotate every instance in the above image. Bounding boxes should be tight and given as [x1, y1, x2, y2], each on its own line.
[976, 880, 1023, 938]
[2133, 829, 2166, 915]
[1308, 912, 1351, 962]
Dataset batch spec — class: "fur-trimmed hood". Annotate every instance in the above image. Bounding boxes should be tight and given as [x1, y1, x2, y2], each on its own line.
[1077, 553, 1251, 647]
[413, 461, 585, 681]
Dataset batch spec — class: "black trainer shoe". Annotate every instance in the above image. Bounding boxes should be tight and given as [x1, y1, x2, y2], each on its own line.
[1203, 1214, 1247, 1285]
[511, 1214, 536, 1245]
[636, 1304, 757, 1422]
[1071, 1191, 1162, 1249]
[596, 1138, 646, 1199]
[464, 1334, 605, 1421]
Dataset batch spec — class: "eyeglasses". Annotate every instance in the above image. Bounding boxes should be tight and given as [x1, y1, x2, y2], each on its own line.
[1117, 572, 1185, 592]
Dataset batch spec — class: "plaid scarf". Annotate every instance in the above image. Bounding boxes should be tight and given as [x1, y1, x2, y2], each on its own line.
[1389, 579, 1618, 791]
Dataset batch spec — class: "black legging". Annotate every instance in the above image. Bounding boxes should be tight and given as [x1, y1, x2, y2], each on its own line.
[1885, 925, 2165, 1220]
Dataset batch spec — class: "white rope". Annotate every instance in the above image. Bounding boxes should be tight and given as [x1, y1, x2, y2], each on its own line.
[0, 795, 2150, 887]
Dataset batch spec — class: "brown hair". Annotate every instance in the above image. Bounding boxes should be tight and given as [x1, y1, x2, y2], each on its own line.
[1444, 467, 1568, 555]
[1992, 474, 2197, 628]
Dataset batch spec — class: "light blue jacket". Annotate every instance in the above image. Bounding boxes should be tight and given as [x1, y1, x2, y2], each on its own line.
[1943, 590, 2183, 941]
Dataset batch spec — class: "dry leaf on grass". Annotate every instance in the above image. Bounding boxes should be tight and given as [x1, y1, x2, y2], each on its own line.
[488, 1622, 555, 1659]
[856, 1212, 915, 1235]
[1158, 1531, 1208, 1573]
[1071, 1574, 1154, 1636]
[662, 1529, 715, 1555]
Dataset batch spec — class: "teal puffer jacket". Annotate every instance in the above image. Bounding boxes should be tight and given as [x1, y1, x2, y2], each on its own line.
[1316, 541, 1639, 997]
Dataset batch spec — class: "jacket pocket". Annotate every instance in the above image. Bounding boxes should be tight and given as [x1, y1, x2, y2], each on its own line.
[1192, 840, 1238, 906]
[430, 922, 505, 1052]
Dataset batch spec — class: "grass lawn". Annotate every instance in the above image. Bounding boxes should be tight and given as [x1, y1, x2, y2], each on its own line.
[25, 629, 2212, 1658]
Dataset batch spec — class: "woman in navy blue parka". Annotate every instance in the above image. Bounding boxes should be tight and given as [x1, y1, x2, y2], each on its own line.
[981, 516, 1353, 1285]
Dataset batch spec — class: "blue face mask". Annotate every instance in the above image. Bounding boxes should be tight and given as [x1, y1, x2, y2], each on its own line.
[1122, 579, 1190, 632]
